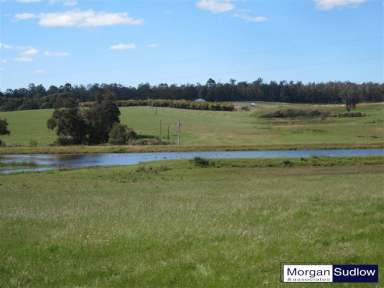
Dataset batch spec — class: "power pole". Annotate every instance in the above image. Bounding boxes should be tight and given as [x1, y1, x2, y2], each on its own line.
[167, 125, 170, 140]
[159, 120, 162, 139]
[176, 120, 182, 145]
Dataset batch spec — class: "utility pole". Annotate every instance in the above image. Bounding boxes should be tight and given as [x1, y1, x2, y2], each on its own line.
[159, 120, 162, 139]
[167, 125, 170, 140]
[176, 120, 182, 145]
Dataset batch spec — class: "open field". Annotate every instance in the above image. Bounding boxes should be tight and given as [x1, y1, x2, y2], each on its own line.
[0, 158, 383, 287]
[0, 102, 383, 150]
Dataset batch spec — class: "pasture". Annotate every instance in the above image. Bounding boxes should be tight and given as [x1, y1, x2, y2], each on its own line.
[0, 158, 383, 287]
[0, 102, 383, 148]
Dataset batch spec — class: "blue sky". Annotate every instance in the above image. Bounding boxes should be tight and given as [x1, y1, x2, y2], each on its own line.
[0, 0, 382, 89]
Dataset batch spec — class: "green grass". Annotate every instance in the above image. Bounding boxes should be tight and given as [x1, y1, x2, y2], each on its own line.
[0, 159, 383, 287]
[0, 102, 383, 148]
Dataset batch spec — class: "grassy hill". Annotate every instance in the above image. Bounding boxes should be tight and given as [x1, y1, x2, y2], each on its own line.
[0, 102, 383, 148]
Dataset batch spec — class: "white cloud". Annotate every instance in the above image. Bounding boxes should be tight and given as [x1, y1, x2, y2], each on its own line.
[16, 0, 41, 3]
[34, 69, 46, 74]
[15, 57, 33, 62]
[15, 47, 38, 62]
[234, 13, 268, 23]
[15, 10, 143, 27]
[21, 47, 38, 56]
[0, 42, 12, 49]
[0, 59, 7, 64]
[39, 10, 143, 27]
[196, 1, 268, 23]
[16, 0, 77, 5]
[44, 50, 69, 56]
[196, 0, 234, 13]
[63, 0, 77, 6]
[314, 0, 366, 10]
[15, 12, 36, 20]
[49, 0, 78, 6]
[147, 43, 159, 48]
[110, 43, 136, 50]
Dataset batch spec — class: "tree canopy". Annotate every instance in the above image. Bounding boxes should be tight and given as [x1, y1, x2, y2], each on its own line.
[85, 96, 120, 144]
[47, 95, 124, 145]
[2, 80, 383, 112]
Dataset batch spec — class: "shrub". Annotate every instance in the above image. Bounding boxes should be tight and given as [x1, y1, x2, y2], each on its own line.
[192, 157, 214, 167]
[336, 111, 365, 117]
[131, 137, 167, 145]
[29, 139, 38, 147]
[55, 136, 78, 146]
[135, 165, 171, 174]
[261, 109, 329, 119]
[282, 160, 293, 167]
[108, 123, 137, 145]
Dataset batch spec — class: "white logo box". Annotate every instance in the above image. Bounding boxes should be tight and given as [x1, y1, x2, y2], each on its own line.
[283, 265, 333, 283]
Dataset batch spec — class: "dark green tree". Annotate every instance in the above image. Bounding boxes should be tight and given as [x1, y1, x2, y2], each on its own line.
[47, 108, 87, 145]
[0, 118, 10, 145]
[53, 92, 78, 109]
[85, 96, 120, 144]
[343, 85, 360, 111]
[0, 118, 10, 135]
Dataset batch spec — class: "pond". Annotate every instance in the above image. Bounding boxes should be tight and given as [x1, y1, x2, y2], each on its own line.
[1, 148, 384, 174]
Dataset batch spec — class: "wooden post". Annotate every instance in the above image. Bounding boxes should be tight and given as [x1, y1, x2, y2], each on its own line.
[159, 120, 162, 139]
[167, 125, 170, 140]
[176, 120, 182, 145]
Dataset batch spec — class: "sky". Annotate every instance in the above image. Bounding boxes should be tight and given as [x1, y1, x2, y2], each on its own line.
[0, 0, 382, 89]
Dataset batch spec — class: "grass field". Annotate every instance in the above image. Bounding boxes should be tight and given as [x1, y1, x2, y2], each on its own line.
[0, 158, 383, 287]
[0, 102, 383, 149]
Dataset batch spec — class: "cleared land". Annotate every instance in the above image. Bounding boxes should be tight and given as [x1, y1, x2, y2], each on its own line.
[0, 102, 383, 150]
[0, 158, 383, 287]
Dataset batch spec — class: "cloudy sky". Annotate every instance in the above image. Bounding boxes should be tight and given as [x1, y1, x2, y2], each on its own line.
[0, 0, 382, 89]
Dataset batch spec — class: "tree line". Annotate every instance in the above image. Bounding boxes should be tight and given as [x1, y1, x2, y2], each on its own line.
[1, 79, 383, 111]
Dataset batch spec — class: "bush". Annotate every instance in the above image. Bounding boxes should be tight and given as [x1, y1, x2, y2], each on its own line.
[55, 136, 78, 146]
[261, 109, 329, 119]
[135, 165, 171, 174]
[29, 139, 38, 147]
[192, 157, 214, 167]
[336, 111, 365, 117]
[282, 160, 293, 167]
[131, 137, 167, 145]
[108, 123, 137, 145]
